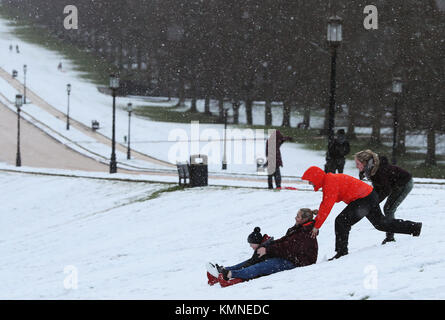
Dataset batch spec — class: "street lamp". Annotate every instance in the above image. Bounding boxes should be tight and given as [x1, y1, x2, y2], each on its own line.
[66, 84, 71, 130]
[127, 102, 132, 160]
[392, 77, 403, 165]
[109, 74, 119, 173]
[326, 15, 343, 147]
[23, 64, 27, 104]
[222, 105, 229, 170]
[15, 94, 23, 167]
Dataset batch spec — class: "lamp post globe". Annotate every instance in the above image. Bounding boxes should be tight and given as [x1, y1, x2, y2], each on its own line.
[109, 74, 119, 173]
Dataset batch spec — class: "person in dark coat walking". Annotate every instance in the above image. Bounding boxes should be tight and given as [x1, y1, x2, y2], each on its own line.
[265, 130, 293, 189]
[325, 129, 350, 173]
[302, 166, 422, 260]
[216, 209, 318, 286]
[355, 150, 414, 244]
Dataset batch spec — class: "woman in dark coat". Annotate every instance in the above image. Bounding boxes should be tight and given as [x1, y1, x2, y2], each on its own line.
[215, 208, 318, 286]
[355, 150, 414, 244]
[265, 130, 293, 189]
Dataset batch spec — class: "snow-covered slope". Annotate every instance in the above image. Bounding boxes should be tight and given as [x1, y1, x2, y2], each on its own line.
[0, 171, 443, 299]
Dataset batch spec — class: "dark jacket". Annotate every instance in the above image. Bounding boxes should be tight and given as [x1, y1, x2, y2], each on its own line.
[265, 220, 318, 267]
[327, 133, 350, 160]
[238, 235, 274, 269]
[360, 155, 412, 202]
[266, 130, 292, 168]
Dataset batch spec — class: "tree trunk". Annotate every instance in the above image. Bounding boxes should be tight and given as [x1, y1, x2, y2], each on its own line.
[176, 76, 186, 107]
[189, 81, 197, 113]
[370, 106, 382, 146]
[265, 99, 272, 126]
[347, 104, 357, 140]
[282, 100, 291, 127]
[303, 104, 311, 129]
[245, 99, 253, 125]
[232, 101, 240, 125]
[218, 98, 224, 122]
[204, 96, 211, 114]
[397, 118, 406, 155]
[425, 126, 436, 166]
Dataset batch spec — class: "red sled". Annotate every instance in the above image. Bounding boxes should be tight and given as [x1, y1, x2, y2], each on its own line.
[207, 272, 219, 286]
[218, 273, 244, 288]
[276, 186, 298, 191]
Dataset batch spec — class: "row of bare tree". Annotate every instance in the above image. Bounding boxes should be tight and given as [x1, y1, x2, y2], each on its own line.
[1, 0, 444, 164]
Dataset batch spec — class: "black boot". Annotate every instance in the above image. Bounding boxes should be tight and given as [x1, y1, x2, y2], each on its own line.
[382, 233, 396, 245]
[412, 222, 422, 237]
[328, 251, 348, 261]
[221, 268, 230, 280]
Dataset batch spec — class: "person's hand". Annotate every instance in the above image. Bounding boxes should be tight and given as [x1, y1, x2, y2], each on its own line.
[310, 227, 319, 239]
[257, 247, 267, 257]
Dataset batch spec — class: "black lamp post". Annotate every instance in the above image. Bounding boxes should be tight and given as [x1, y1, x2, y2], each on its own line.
[66, 84, 71, 130]
[326, 16, 343, 148]
[109, 74, 119, 173]
[23, 64, 27, 104]
[15, 94, 23, 167]
[127, 102, 132, 160]
[392, 77, 402, 165]
[222, 107, 229, 170]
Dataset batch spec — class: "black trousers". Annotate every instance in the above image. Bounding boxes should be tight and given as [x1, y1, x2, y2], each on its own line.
[325, 158, 346, 173]
[335, 190, 418, 253]
[268, 167, 282, 189]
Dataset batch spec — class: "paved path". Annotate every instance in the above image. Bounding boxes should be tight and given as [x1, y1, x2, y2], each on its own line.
[0, 101, 109, 172]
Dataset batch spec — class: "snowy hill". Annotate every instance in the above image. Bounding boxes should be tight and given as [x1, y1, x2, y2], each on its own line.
[1, 171, 444, 299]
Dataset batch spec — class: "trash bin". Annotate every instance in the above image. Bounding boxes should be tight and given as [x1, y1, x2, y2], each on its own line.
[256, 157, 267, 175]
[189, 154, 208, 187]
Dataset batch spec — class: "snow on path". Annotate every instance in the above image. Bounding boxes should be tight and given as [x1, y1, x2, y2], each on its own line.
[0, 171, 443, 299]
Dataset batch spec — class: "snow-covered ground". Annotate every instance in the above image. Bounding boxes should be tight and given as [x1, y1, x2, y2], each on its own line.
[0, 171, 444, 299]
[1, 16, 445, 301]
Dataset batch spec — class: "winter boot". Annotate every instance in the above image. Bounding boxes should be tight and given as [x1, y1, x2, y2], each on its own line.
[328, 251, 348, 261]
[206, 262, 220, 278]
[218, 273, 244, 288]
[412, 222, 422, 237]
[382, 233, 396, 245]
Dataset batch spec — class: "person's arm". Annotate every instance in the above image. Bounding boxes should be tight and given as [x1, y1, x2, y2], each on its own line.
[314, 191, 337, 230]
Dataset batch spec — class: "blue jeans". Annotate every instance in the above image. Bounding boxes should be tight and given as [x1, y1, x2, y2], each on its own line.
[229, 258, 295, 280]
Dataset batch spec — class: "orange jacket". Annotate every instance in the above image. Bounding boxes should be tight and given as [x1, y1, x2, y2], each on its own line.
[302, 166, 373, 229]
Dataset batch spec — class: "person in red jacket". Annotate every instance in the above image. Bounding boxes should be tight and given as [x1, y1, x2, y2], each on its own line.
[215, 208, 318, 287]
[301, 166, 422, 260]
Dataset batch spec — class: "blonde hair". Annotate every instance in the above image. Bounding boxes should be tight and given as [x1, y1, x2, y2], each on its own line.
[299, 208, 317, 221]
[354, 149, 380, 176]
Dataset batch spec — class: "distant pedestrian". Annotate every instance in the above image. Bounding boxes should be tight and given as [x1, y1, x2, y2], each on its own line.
[9, 44, 13, 52]
[58, 62, 63, 71]
[16, 45, 19, 53]
[325, 129, 350, 173]
[265, 130, 293, 189]
[355, 150, 414, 244]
